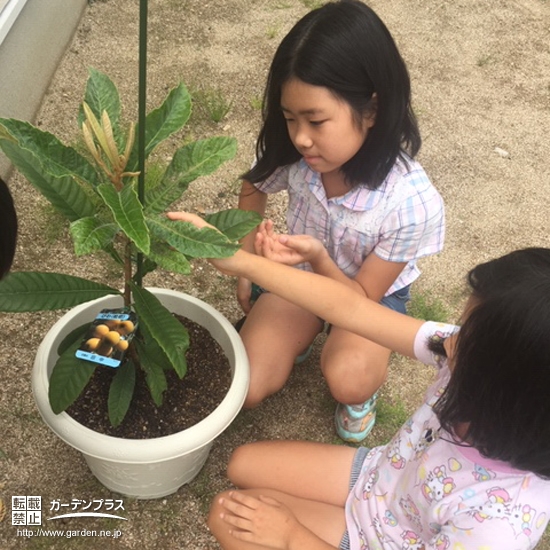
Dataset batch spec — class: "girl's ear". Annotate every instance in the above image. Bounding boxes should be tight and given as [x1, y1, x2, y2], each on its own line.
[364, 92, 377, 129]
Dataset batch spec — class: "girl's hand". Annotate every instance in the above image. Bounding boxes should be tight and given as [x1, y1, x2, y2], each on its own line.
[166, 211, 243, 276]
[218, 491, 299, 549]
[166, 211, 213, 229]
[255, 220, 326, 266]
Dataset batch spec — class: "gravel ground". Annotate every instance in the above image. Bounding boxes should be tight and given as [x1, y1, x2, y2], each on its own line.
[1, 0, 549, 548]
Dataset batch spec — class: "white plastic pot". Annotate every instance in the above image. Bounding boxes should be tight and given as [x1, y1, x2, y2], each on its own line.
[32, 288, 249, 499]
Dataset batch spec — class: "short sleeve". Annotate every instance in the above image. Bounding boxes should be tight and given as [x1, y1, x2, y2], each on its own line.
[252, 165, 290, 194]
[413, 321, 459, 368]
[377, 168, 445, 263]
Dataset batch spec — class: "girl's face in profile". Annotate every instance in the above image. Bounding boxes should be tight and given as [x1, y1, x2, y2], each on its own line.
[280, 78, 375, 180]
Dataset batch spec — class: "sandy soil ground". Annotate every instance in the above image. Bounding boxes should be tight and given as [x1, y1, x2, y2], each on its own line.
[1, 0, 549, 548]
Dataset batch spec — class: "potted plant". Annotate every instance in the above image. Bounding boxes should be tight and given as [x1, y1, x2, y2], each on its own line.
[0, 67, 259, 498]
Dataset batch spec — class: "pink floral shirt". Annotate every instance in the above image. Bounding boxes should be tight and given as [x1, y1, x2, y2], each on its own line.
[344, 321, 550, 550]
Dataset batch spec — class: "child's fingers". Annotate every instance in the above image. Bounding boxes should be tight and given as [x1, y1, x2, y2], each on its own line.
[257, 219, 277, 242]
[264, 219, 275, 238]
[255, 231, 278, 257]
[219, 492, 259, 520]
[227, 490, 261, 509]
[166, 211, 193, 221]
[166, 211, 211, 229]
[278, 234, 289, 245]
[254, 231, 266, 255]
[279, 234, 306, 253]
[219, 510, 253, 538]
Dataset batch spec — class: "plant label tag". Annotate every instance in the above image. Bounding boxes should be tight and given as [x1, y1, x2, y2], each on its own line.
[75, 308, 138, 368]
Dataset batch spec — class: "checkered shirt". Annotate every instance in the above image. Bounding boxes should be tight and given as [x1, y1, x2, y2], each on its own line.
[254, 157, 445, 296]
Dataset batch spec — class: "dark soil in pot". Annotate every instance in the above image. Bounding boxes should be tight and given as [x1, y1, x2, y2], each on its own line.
[66, 316, 232, 439]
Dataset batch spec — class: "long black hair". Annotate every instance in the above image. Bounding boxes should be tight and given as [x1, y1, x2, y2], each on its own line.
[243, 0, 420, 189]
[0, 177, 17, 279]
[434, 248, 550, 478]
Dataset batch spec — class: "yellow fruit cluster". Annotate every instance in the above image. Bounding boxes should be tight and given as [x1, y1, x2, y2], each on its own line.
[84, 320, 135, 357]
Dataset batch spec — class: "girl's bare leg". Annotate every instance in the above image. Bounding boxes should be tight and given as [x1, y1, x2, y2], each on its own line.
[209, 441, 356, 549]
[239, 293, 324, 408]
[228, 441, 356, 505]
[321, 326, 391, 404]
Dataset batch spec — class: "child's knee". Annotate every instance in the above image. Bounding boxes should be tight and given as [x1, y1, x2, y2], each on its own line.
[328, 379, 377, 404]
[226, 444, 253, 485]
[244, 372, 288, 408]
[323, 356, 387, 403]
[243, 388, 267, 408]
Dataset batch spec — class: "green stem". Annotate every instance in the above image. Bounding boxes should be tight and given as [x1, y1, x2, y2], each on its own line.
[123, 238, 133, 307]
[135, 0, 148, 287]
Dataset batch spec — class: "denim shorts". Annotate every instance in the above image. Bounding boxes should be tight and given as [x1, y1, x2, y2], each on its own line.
[339, 446, 370, 550]
[379, 284, 410, 314]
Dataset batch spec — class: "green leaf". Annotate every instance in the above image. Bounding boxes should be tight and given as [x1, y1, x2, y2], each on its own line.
[56, 323, 90, 356]
[70, 216, 120, 256]
[144, 136, 237, 214]
[98, 182, 150, 254]
[146, 215, 240, 258]
[127, 83, 192, 171]
[105, 244, 124, 266]
[0, 272, 120, 312]
[130, 283, 189, 378]
[108, 360, 136, 427]
[147, 242, 192, 274]
[205, 209, 262, 241]
[0, 118, 100, 189]
[0, 124, 97, 221]
[80, 68, 121, 131]
[134, 339, 168, 407]
[136, 321, 173, 370]
[49, 340, 97, 414]
[0, 118, 99, 183]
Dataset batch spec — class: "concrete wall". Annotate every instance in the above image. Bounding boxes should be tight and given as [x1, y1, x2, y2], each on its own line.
[0, 0, 87, 179]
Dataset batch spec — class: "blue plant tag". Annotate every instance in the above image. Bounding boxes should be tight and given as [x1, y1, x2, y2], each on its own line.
[75, 308, 138, 368]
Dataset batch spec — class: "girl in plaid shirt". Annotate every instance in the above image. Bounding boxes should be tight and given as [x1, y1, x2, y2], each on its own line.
[235, 0, 445, 442]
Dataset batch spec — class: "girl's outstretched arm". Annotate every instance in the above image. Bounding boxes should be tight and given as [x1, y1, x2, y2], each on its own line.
[167, 212, 423, 358]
